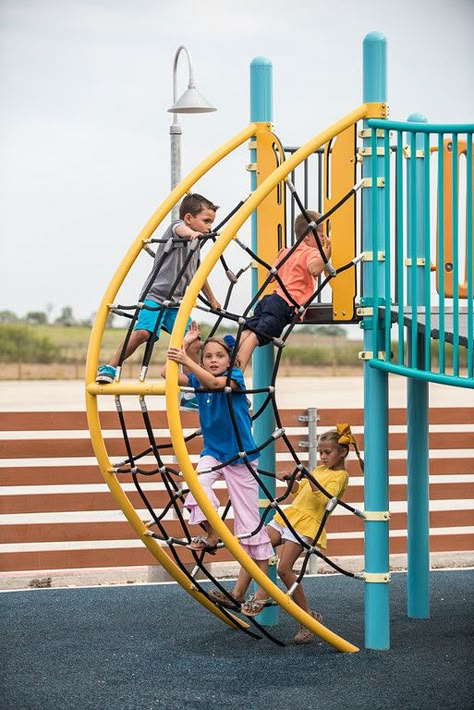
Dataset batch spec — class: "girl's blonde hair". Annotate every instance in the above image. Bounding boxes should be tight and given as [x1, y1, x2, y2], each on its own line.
[318, 425, 364, 473]
[200, 337, 241, 369]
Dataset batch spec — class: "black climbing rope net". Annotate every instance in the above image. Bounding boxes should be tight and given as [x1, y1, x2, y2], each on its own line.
[102, 177, 365, 645]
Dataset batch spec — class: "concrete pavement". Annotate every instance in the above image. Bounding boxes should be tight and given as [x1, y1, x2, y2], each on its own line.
[1, 375, 473, 410]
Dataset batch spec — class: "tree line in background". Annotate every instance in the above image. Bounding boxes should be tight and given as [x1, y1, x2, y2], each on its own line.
[0, 308, 350, 365]
[0, 307, 107, 328]
[0, 313, 466, 372]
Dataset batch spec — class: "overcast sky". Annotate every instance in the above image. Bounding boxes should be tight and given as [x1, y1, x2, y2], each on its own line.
[0, 0, 473, 324]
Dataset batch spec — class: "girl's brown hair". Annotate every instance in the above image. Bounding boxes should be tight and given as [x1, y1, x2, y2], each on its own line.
[294, 210, 322, 240]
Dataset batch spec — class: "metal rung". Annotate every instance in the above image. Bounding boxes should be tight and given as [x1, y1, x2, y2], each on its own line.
[358, 147, 386, 157]
[364, 510, 391, 521]
[358, 128, 387, 139]
[361, 251, 385, 262]
[358, 351, 389, 360]
[361, 572, 391, 583]
[361, 177, 385, 187]
[404, 258, 426, 266]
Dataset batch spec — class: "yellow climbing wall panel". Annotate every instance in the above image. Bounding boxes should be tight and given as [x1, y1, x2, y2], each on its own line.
[253, 124, 286, 291]
[436, 137, 474, 299]
[323, 126, 357, 320]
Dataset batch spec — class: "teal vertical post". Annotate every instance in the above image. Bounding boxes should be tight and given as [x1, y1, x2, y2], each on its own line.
[249, 57, 277, 625]
[406, 113, 430, 618]
[362, 31, 390, 650]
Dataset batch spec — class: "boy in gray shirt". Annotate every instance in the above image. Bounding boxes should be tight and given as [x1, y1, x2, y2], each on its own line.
[96, 193, 220, 391]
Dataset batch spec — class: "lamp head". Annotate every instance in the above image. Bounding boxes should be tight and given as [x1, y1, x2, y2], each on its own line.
[168, 85, 216, 114]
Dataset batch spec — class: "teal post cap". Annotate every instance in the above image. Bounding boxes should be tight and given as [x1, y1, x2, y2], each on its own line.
[250, 56, 272, 68]
[407, 112, 428, 123]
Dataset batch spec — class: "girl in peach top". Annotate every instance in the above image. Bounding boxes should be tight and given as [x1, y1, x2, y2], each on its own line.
[237, 210, 331, 371]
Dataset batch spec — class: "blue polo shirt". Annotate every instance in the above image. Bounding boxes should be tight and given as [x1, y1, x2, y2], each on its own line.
[188, 368, 259, 463]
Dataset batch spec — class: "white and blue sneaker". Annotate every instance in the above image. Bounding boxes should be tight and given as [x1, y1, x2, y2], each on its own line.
[179, 393, 199, 411]
[96, 365, 117, 384]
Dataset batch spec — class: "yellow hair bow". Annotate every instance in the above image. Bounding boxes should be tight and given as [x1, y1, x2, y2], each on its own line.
[336, 423, 357, 446]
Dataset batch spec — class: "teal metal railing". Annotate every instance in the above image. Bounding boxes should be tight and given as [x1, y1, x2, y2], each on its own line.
[364, 118, 473, 388]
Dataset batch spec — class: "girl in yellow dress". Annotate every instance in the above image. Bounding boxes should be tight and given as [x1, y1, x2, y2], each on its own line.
[209, 424, 363, 644]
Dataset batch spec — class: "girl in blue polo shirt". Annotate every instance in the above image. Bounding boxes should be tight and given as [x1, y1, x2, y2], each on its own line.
[165, 323, 273, 607]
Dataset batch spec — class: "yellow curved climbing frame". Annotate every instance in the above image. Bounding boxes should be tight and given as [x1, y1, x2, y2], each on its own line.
[87, 102, 385, 652]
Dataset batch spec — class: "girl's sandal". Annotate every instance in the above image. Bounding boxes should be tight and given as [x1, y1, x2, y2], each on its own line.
[208, 589, 245, 610]
[240, 594, 272, 617]
[293, 610, 323, 644]
[186, 536, 217, 555]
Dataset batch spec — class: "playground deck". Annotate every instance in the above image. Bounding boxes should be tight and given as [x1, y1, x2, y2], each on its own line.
[1, 569, 472, 710]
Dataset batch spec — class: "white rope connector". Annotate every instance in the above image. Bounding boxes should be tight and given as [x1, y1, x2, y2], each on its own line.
[272, 427, 285, 439]
[288, 582, 299, 597]
[325, 497, 338, 513]
[286, 177, 296, 193]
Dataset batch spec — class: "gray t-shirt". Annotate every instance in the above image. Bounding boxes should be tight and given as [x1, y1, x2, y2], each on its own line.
[139, 220, 200, 305]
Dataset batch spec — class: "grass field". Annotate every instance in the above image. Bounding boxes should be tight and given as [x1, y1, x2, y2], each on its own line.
[0, 324, 365, 379]
[2, 322, 465, 381]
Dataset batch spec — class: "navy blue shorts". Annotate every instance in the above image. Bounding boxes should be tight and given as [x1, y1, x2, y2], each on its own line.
[244, 294, 295, 345]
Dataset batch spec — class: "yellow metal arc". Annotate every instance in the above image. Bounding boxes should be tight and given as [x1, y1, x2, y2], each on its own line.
[84, 123, 259, 631]
[166, 106, 375, 653]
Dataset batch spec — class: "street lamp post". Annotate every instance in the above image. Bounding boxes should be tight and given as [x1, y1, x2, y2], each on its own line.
[168, 45, 216, 220]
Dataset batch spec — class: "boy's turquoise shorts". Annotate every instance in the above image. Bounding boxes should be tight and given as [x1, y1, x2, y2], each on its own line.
[133, 299, 191, 338]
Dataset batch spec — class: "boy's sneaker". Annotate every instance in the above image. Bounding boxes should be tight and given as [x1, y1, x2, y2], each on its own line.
[96, 365, 117, 384]
[179, 393, 199, 411]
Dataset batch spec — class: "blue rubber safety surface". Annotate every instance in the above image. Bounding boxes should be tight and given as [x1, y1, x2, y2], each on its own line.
[1, 569, 472, 710]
